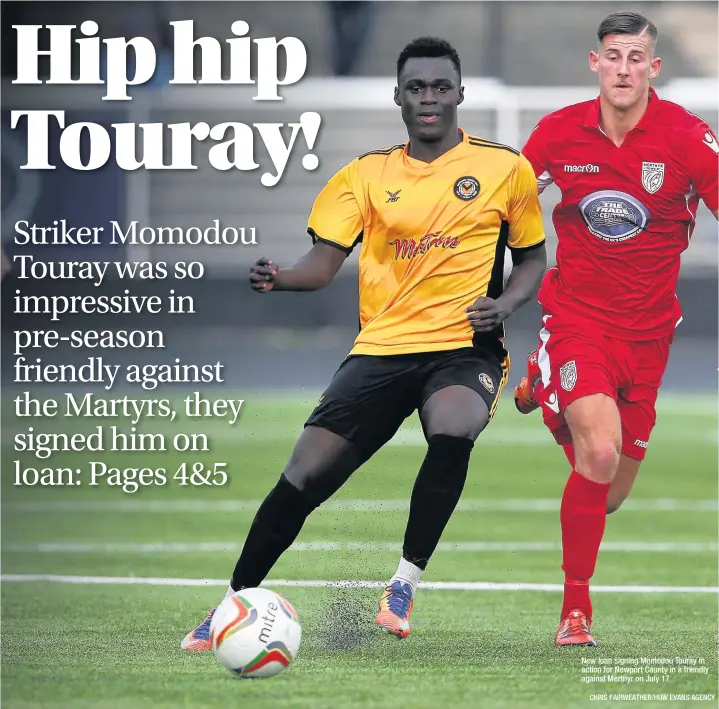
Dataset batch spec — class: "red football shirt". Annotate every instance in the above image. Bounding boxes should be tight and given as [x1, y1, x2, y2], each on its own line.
[523, 87, 718, 340]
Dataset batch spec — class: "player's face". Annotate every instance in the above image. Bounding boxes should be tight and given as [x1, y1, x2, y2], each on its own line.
[395, 57, 464, 140]
[589, 33, 661, 111]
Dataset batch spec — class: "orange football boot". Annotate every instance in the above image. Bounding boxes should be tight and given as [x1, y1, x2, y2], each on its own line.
[181, 608, 215, 651]
[376, 581, 414, 639]
[555, 609, 598, 647]
[514, 349, 541, 414]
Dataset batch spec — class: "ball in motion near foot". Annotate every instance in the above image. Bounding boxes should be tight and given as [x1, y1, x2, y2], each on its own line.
[210, 587, 301, 678]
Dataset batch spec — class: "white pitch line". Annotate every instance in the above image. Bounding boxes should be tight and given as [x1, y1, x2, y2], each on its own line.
[2, 574, 717, 594]
[6, 498, 717, 513]
[5, 541, 717, 554]
[3, 419, 716, 448]
[172, 426, 718, 446]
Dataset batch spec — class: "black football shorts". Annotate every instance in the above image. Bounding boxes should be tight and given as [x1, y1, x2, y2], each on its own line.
[304, 345, 509, 454]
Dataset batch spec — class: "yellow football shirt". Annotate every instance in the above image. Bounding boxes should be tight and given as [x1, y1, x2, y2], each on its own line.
[307, 130, 545, 356]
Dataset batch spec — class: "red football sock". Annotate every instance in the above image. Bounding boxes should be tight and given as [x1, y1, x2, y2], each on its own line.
[560, 469, 610, 620]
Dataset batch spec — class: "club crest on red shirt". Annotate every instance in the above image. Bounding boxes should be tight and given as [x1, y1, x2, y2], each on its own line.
[641, 162, 665, 194]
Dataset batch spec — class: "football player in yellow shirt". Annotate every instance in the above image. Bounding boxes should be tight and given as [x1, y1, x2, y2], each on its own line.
[182, 37, 547, 649]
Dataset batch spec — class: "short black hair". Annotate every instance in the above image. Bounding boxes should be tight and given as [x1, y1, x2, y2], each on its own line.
[597, 11, 658, 50]
[396, 37, 461, 80]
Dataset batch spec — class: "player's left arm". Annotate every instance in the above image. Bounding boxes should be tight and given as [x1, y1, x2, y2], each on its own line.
[466, 155, 547, 332]
[686, 122, 719, 221]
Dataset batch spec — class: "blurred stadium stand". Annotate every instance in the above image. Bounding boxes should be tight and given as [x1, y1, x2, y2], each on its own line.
[4, 1, 716, 273]
[54, 1, 716, 82]
[1, 1, 716, 391]
[6, 78, 715, 273]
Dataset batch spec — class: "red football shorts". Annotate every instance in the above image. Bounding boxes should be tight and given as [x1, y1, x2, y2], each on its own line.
[533, 310, 673, 461]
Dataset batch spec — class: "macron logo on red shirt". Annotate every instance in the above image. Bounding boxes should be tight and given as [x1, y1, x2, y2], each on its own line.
[564, 164, 600, 173]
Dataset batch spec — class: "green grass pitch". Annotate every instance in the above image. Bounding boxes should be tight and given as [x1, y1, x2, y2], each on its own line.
[1, 392, 717, 708]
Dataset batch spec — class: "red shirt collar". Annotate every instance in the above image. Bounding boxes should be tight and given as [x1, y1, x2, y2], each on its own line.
[583, 86, 660, 131]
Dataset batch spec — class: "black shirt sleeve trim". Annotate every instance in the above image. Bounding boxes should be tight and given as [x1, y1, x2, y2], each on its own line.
[307, 227, 363, 255]
[508, 239, 546, 252]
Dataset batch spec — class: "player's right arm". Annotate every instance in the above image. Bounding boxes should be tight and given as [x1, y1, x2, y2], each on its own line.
[249, 160, 365, 293]
[249, 245, 347, 292]
[521, 118, 554, 194]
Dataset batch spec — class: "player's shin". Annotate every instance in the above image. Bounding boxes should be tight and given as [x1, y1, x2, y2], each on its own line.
[399, 435, 474, 581]
[560, 470, 611, 620]
[229, 474, 320, 590]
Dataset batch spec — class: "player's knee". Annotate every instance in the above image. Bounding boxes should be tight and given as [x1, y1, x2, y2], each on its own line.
[431, 425, 480, 441]
[282, 463, 309, 492]
[282, 426, 353, 493]
[427, 433, 475, 457]
[422, 386, 490, 441]
[427, 414, 488, 441]
[282, 447, 325, 493]
[576, 440, 621, 483]
[279, 465, 328, 513]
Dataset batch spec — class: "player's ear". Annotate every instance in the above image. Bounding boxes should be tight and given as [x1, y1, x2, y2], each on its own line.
[649, 55, 662, 80]
[589, 50, 600, 74]
[457, 85, 464, 105]
[394, 85, 401, 107]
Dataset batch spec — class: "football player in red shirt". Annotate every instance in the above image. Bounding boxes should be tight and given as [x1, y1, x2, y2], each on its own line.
[515, 11, 718, 647]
